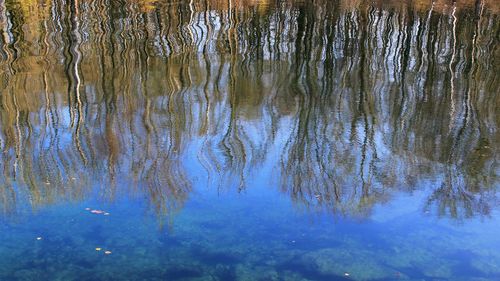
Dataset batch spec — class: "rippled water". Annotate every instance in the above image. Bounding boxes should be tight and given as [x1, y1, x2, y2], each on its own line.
[0, 0, 499, 280]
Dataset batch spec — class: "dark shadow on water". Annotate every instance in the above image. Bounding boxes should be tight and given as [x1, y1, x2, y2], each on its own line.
[162, 265, 238, 281]
[190, 245, 243, 266]
[212, 265, 238, 281]
[163, 266, 204, 280]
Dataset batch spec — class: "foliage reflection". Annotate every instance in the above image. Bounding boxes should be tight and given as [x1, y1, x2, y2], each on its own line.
[0, 0, 498, 220]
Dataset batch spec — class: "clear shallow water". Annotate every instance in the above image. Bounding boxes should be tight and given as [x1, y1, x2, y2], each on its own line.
[0, 0, 499, 280]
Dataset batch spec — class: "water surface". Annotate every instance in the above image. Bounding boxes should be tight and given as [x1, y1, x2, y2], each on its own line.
[0, 0, 499, 280]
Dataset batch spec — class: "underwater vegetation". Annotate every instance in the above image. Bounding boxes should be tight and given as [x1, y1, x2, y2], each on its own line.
[1, 193, 499, 280]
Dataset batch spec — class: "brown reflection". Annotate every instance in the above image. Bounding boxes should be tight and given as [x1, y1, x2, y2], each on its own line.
[0, 0, 498, 220]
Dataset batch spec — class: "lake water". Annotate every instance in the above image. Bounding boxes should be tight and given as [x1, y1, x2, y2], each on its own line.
[0, 0, 499, 280]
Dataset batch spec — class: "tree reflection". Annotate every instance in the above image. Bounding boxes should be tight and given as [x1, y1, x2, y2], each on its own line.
[0, 0, 498, 221]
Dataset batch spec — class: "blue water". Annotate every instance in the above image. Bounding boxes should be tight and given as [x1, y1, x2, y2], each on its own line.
[1, 0, 500, 280]
[1, 173, 499, 280]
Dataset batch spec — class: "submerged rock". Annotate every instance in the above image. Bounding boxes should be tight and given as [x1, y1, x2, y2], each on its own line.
[297, 248, 393, 280]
